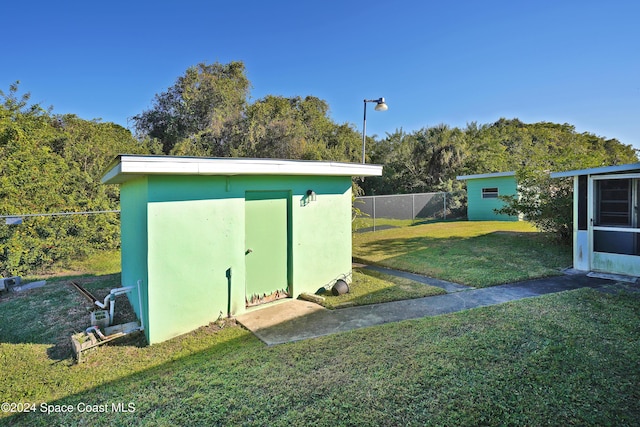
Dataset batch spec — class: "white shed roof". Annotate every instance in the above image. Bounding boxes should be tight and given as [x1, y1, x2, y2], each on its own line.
[102, 155, 383, 184]
[550, 163, 640, 178]
[456, 171, 515, 180]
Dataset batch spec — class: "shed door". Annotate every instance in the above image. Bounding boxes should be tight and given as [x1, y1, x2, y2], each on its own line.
[590, 176, 640, 276]
[245, 191, 290, 306]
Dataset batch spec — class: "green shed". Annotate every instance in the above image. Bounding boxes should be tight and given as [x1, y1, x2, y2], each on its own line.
[102, 155, 382, 344]
[456, 171, 520, 221]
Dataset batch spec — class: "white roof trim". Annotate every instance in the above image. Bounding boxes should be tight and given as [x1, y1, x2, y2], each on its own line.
[102, 155, 383, 184]
[550, 163, 640, 178]
[456, 171, 516, 180]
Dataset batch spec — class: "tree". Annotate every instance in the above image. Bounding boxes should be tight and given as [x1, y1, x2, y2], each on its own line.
[133, 62, 365, 162]
[133, 61, 250, 154]
[491, 120, 639, 242]
[363, 117, 638, 238]
[227, 95, 361, 161]
[364, 125, 468, 195]
[459, 121, 510, 175]
[53, 115, 147, 204]
[0, 82, 150, 275]
[0, 85, 77, 274]
[497, 169, 573, 242]
[363, 129, 415, 194]
[413, 124, 467, 190]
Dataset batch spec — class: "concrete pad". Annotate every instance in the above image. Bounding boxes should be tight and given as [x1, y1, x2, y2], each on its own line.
[12, 280, 47, 292]
[587, 271, 638, 284]
[235, 299, 329, 344]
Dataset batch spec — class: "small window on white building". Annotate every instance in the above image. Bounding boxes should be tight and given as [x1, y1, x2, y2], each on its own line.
[595, 179, 631, 226]
[482, 187, 499, 198]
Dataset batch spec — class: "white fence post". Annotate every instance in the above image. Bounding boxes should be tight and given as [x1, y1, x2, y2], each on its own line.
[412, 194, 415, 223]
[373, 197, 376, 232]
[444, 192, 447, 220]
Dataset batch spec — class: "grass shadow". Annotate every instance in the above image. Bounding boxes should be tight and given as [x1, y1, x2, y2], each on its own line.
[2, 282, 640, 425]
[409, 218, 464, 226]
[0, 273, 145, 361]
[354, 234, 466, 263]
[3, 321, 254, 426]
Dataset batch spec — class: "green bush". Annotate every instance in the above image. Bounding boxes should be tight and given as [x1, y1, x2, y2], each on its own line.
[0, 83, 147, 275]
[497, 169, 573, 243]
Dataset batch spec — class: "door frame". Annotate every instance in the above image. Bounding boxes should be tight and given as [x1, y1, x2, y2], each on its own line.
[588, 173, 640, 276]
[244, 190, 292, 307]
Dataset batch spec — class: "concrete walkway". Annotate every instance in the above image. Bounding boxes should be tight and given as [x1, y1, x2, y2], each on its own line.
[363, 265, 472, 293]
[235, 270, 635, 346]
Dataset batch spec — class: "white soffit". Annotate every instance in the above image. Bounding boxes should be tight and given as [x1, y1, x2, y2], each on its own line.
[102, 155, 383, 184]
[456, 171, 516, 180]
[550, 163, 640, 178]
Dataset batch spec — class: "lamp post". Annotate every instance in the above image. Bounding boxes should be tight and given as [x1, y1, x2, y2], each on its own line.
[362, 97, 388, 163]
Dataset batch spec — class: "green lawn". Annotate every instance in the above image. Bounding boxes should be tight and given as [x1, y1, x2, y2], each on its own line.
[1, 276, 638, 426]
[353, 220, 572, 287]
[21, 249, 122, 283]
[1, 220, 637, 425]
[320, 269, 446, 309]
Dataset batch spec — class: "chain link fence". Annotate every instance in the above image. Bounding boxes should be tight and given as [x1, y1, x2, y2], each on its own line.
[353, 192, 465, 232]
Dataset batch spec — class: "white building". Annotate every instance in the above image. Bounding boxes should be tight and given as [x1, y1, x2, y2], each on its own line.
[551, 163, 640, 277]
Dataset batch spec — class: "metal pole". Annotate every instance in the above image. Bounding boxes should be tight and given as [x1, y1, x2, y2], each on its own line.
[362, 100, 368, 164]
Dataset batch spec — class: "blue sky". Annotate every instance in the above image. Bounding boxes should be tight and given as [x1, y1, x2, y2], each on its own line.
[3, 0, 639, 151]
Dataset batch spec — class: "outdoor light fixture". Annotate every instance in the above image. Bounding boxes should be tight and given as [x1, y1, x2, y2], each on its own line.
[306, 189, 316, 202]
[301, 189, 317, 206]
[362, 97, 388, 163]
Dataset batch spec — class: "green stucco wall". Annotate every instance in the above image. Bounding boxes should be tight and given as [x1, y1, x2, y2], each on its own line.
[120, 174, 353, 344]
[119, 177, 149, 337]
[465, 176, 519, 221]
